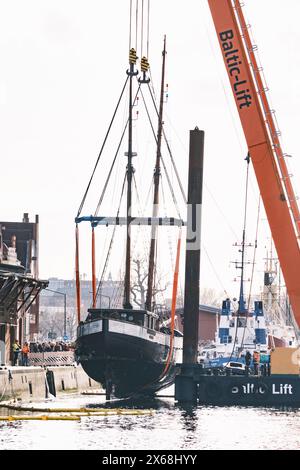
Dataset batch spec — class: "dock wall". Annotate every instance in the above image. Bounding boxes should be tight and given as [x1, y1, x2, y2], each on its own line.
[0, 365, 99, 402]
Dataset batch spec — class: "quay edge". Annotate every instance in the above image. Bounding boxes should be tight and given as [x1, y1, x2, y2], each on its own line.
[0, 365, 100, 402]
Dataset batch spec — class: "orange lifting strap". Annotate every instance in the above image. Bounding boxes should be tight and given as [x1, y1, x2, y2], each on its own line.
[75, 225, 81, 324]
[160, 229, 182, 379]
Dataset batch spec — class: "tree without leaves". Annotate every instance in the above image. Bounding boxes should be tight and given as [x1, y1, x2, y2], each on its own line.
[130, 257, 168, 309]
[200, 287, 224, 308]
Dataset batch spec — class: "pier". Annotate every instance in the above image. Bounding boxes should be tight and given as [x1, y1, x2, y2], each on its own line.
[0, 364, 99, 402]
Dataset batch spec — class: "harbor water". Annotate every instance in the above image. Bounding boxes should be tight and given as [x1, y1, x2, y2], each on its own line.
[1, 391, 300, 450]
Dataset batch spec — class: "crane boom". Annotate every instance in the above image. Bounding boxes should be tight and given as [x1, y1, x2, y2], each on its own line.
[208, 0, 300, 327]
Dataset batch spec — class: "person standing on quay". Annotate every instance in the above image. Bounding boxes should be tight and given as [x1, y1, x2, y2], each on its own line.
[21, 342, 30, 367]
[12, 339, 21, 366]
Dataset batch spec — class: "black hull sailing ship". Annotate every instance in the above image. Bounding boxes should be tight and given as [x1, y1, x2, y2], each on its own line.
[75, 32, 185, 398]
[76, 309, 183, 398]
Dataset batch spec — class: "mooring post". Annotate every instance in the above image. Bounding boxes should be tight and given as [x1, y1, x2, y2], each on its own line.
[183, 128, 204, 363]
[175, 127, 204, 403]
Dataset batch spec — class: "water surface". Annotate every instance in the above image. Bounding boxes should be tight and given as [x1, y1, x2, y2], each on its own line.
[0, 393, 299, 450]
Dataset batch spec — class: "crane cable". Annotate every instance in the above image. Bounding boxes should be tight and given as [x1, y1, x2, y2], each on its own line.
[129, 0, 150, 67]
[146, 0, 150, 59]
[141, 0, 144, 58]
[129, 0, 132, 50]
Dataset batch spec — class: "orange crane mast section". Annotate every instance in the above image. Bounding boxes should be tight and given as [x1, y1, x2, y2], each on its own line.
[207, 0, 300, 327]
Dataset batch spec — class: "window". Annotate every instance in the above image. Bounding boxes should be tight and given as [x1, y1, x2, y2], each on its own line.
[237, 318, 247, 328]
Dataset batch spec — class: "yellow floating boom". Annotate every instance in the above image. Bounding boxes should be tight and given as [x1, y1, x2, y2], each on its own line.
[0, 415, 80, 422]
[0, 404, 154, 415]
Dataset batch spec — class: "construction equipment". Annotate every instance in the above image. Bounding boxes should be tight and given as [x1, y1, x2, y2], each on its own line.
[208, 0, 300, 327]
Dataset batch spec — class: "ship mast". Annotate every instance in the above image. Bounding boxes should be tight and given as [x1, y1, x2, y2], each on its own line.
[145, 36, 167, 312]
[124, 48, 138, 310]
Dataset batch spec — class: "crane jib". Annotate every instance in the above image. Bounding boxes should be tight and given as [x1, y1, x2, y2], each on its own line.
[208, 0, 300, 328]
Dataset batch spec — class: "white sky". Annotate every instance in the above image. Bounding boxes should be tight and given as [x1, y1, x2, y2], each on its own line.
[1, 0, 300, 301]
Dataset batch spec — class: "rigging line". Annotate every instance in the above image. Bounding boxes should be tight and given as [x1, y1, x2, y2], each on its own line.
[205, 184, 239, 239]
[132, 173, 149, 260]
[77, 76, 129, 218]
[133, 173, 149, 243]
[161, 176, 184, 310]
[111, 264, 124, 308]
[95, 173, 127, 303]
[95, 222, 110, 290]
[162, 109, 240, 239]
[94, 121, 127, 217]
[247, 196, 261, 311]
[203, 246, 228, 297]
[142, 178, 153, 215]
[162, 127, 187, 204]
[147, 83, 187, 204]
[149, 69, 157, 101]
[161, 177, 174, 270]
[160, 156, 181, 218]
[129, 0, 132, 50]
[146, 0, 150, 59]
[94, 85, 141, 216]
[138, 84, 181, 219]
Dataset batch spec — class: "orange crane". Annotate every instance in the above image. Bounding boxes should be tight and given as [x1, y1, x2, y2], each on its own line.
[207, 0, 300, 327]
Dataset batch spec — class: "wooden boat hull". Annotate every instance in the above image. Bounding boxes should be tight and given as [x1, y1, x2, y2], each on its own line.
[75, 318, 182, 398]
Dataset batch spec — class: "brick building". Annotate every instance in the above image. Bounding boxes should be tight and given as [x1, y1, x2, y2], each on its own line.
[176, 304, 221, 343]
[0, 213, 48, 364]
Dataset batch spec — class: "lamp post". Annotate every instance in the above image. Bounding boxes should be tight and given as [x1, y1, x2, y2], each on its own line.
[45, 288, 67, 339]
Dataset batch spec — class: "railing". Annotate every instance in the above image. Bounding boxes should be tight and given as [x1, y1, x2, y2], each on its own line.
[28, 351, 75, 367]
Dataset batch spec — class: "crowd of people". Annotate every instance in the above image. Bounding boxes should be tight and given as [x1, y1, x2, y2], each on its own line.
[29, 341, 74, 353]
[12, 339, 74, 366]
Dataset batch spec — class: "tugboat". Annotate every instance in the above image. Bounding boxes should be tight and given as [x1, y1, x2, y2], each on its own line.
[198, 156, 270, 371]
[198, 156, 298, 372]
[198, 298, 269, 369]
[75, 37, 184, 398]
[176, 156, 300, 407]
